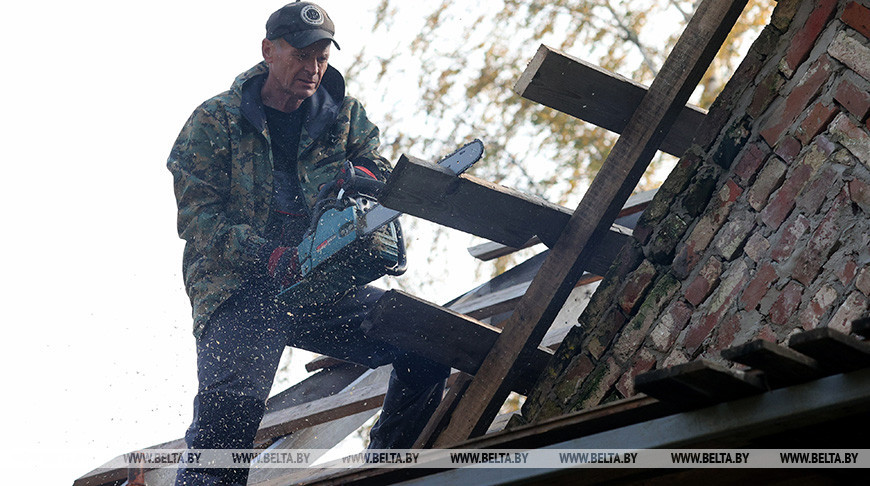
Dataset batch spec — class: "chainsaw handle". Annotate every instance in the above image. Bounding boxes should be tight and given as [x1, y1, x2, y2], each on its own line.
[342, 174, 385, 197]
[384, 220, 407, 276]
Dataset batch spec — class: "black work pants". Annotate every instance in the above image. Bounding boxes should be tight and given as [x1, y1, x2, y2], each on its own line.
[175, 281, 448, 486]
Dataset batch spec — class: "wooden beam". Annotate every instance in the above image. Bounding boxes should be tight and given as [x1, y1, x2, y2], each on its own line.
[634, 360, 766, 409]
[788, 327, 870, 373]
[255, 379, 387, 442]
[515, 45, 707, 158]
[430, 0, 749, 446]
[466, 188, 655, 261]
[361, 290, 553, 396]
[721, 339, 824, 388]
[379, 155, 633, 274]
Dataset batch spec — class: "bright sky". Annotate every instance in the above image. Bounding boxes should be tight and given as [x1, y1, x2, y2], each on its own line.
[0, 2, 483, 484]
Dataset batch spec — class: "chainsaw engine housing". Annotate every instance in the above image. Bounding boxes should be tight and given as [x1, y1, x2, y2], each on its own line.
[278, 196, 405, 306]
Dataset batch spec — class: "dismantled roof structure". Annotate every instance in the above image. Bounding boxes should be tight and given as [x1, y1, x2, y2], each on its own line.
[76, 0, 870, 484]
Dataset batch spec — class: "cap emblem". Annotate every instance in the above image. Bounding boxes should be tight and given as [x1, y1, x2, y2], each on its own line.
[300, 5, 325, 26]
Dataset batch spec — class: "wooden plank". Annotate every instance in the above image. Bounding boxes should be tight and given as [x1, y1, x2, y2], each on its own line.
[430, 0, 750, 446]
[634, 360, 766, 409]
[379, 155, 634, 274]
[361, 290, 553, 395]
[515, 45, 707, 158]
[255, 380, 387, 442]
[788, 327, 870, 373]
[466, 188, 655, 261]
[721, 339, 825, 389]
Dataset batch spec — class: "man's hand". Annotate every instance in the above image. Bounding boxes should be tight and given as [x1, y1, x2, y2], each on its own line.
[264, 245, 302, 288]
[333, 159, 384, 198]
[334, 159, 380, 187]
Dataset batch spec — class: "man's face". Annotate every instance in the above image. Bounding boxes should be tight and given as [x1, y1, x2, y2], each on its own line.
[263, 38, 331, 104]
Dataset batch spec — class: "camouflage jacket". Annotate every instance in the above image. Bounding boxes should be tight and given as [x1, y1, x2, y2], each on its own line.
[168, 62, 390, 337]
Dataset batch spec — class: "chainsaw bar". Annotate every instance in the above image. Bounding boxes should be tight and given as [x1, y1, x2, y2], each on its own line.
[359, 139, 484, 235]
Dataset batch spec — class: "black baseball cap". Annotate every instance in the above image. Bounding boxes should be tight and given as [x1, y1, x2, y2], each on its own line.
[266, 2, 341, 50]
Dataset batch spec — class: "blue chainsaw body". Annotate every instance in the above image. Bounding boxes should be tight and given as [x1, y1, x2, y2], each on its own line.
[277, 196, 403, 306]
[275, 140, 483, 306]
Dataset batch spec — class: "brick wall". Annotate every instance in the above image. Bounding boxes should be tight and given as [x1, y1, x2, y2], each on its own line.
[522, 0, 870, 424]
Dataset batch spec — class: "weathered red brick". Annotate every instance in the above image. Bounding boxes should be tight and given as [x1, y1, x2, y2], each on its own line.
[771, 213, 811, 262]
[682, 260, 750, 354]
[618, 259, 658, 315]
[769, 280, 805, 326]
[771, 0, 801, 32]
[851, 179, 870, 213]
[829, 113, 870, 166]
[742, 263, 779, 311]
[781, 0, 838, 76]
[792, 197, 845, 285]
[842, 2, 870, 40]
[834, 76, 870, 120]
[672, 181, 743, 278]
[796, 101, 838, 145]
[827, 291, 869, 332]
[635, 153, 705, 244]
[586, 306, 628, 360]
[615, 349, 656, 398]
[713, 313, 744, 353]
[685, 257, 724, 307]
[838, 257, 859, 286]
[748, 71, 787, 119]
[756, 324, 779, 343]
[647, 213, 689, 264]
[744, 232, 771, 263]
[713, 213, 756, 261]
[559, 353, 595, 384]
[748, 157, 788, 211]
[828, 30, 870, 82]
[797, 166, 841, 215]
[799, 283, 838, 329]
[681, 314, 718, 356]
[572, 357, 623, 410]
[662, 349, 690, 369]
[857, 266, 870, 296]
[774, 135, 803, 163]
[763, 56, 835, 146]
[614, 275, 681, 365]
[733, 142, 771, 183]
[650, 299, 693, 352]
[760, 137, 834, 228]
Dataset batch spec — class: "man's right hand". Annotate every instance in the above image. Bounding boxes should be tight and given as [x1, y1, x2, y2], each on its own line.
[264, 245, 302, 288]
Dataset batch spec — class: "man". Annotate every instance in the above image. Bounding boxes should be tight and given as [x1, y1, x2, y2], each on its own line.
[168, 3, 448, 484]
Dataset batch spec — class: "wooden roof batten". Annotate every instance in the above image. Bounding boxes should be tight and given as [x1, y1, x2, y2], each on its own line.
[423, 0, 751, 447]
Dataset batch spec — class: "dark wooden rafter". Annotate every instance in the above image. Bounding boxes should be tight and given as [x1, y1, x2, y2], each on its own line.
[721, 339, 825, 388]
[515, 45, 708, 158]
[429, 0, 750, 446]
[466, 188, 656, 261]
[379, 155, 633, 272]
[361, 290, 553, 396]
[634, 359, 766, 409]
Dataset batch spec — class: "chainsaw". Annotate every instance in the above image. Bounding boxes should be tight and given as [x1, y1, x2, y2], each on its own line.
[277, 139, 484, 306]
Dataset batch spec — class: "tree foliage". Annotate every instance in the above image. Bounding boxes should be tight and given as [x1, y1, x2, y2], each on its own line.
[346, 0, 772, 291]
